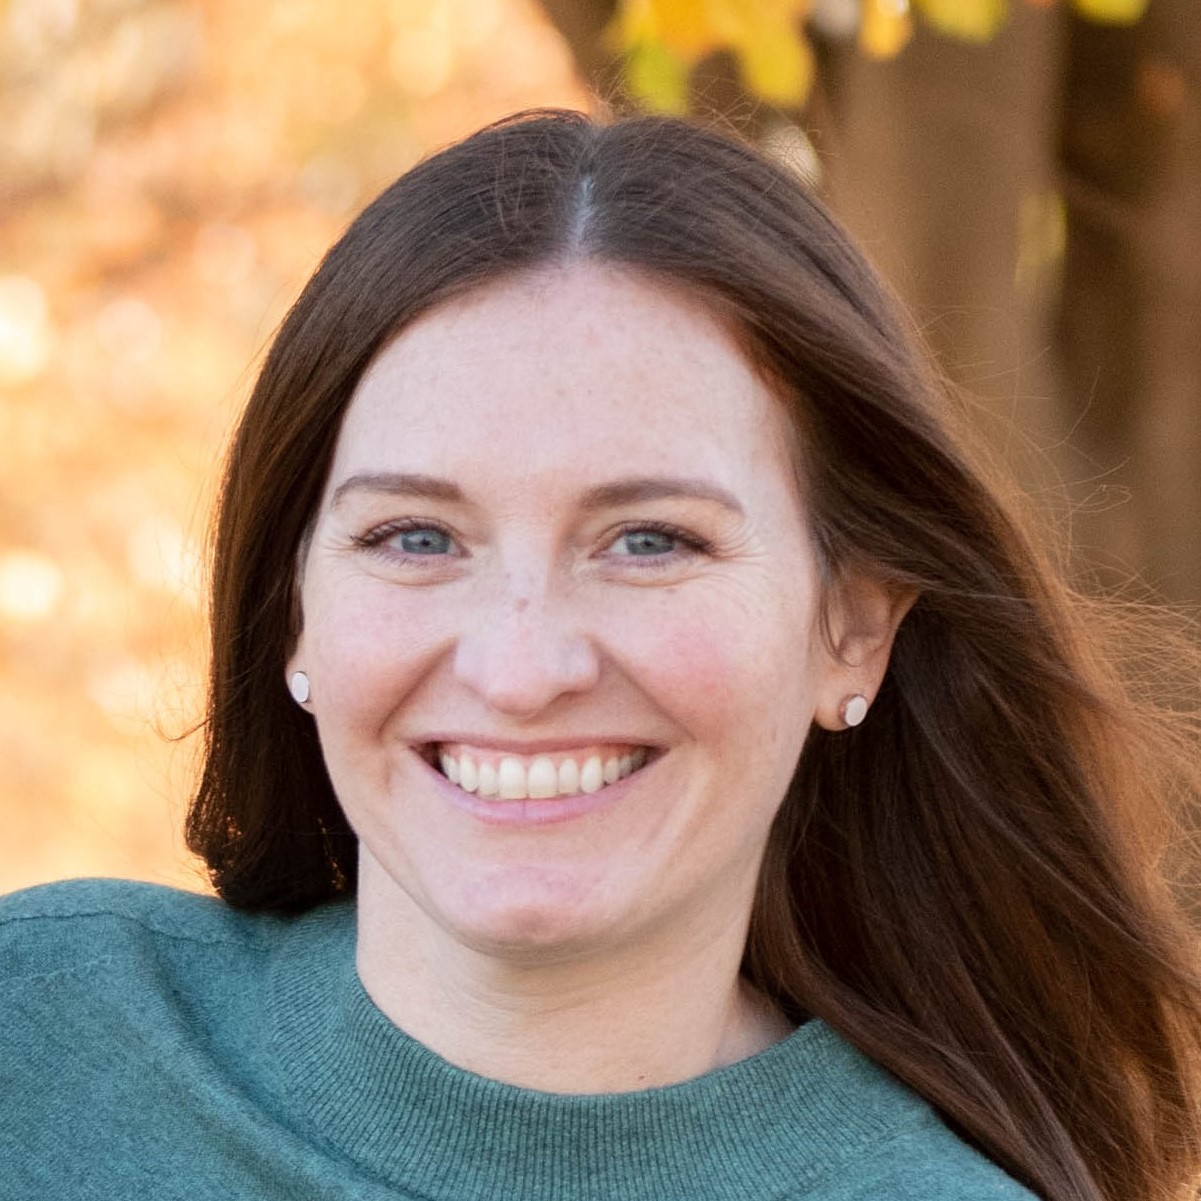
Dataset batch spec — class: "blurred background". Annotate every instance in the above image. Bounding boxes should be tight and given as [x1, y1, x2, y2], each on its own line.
[1, 0, 1197, 894]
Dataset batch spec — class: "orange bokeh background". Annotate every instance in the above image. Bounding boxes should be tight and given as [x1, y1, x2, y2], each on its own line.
[0, 0, 587, 895]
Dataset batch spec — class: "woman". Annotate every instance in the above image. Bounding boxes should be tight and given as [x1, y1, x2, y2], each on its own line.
[2, 110, 1199, 1201]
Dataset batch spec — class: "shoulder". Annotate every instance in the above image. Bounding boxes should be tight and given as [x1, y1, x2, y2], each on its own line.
[795, 1023, 1037, 1201]
[834, 1111, 1036, 1200]
[0, 879, 330, 1194]
[0, 876, 285, 983]
[0, 877, 295, 1092]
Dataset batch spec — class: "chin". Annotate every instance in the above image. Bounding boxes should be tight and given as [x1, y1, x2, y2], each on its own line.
[444, 868, 621, 960]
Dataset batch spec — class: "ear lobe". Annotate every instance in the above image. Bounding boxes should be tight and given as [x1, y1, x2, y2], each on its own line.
[285, 636, 310, 707]
[812, 575, 916, 731]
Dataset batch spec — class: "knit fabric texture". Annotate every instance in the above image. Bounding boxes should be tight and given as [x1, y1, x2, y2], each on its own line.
[0, 878, 1036, 1200]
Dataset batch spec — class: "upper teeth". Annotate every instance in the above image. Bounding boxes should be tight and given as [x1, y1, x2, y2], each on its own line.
[436, 745, 649, 800]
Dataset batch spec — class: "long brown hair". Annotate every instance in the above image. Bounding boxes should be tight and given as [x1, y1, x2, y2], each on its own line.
[187, 110, 1201, 1201]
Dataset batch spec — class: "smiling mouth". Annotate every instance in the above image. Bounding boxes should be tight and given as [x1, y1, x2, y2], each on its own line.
[423, 743, 655, 801]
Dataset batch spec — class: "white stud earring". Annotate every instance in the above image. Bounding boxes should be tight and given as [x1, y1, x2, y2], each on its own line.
[288, 671, 310, 705]
[841, 694, 868, 728]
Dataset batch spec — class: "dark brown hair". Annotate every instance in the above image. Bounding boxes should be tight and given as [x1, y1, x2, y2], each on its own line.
[188, 110, 1201, 1201]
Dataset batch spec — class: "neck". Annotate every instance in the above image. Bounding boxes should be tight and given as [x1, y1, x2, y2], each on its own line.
[354, 859, 794, 1094]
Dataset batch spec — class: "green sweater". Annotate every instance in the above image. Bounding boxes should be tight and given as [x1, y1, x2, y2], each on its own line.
[0, 878, 1036, 1200]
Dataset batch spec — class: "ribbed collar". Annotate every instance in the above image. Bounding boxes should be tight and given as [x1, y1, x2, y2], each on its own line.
[269, 899, 925, 1201]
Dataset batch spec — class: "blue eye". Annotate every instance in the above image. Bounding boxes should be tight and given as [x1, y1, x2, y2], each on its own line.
[350, 521, 458, 566]
[619, 529, 677, 556]
[608, 522, 712, 566]
[394, 527, 452, 555]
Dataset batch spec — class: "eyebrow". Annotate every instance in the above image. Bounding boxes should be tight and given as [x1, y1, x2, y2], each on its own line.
[330, 472, 744, 515]
[577, 477, 745, 515]
[331, 472, 464, 508]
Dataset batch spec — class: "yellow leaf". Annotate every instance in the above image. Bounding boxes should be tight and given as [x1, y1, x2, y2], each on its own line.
[736, 26, 815, 105]
[915, 0, 1009, 41]
[612, 0, 814, 61]
[610, 0, 656, 47]
[612, 0, 815, 106]
[702, 0, 812, 47]
[1069, 0, 1149, 22]
[611, 0, 726, 60]
[625, 38, 692, 113]
[860, 0, 914, 59]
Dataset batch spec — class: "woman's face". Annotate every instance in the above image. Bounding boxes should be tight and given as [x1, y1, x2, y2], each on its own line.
[290, 262, 865, 963]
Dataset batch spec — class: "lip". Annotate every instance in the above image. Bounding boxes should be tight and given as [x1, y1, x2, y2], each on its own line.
[412, 745, 656, 828]
[415, 734, 662, 757]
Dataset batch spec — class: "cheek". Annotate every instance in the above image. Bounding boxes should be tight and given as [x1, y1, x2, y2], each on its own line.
[613, 586, 817, 750]
[303, 582, 448, 722]
[651, 621, 748, 704]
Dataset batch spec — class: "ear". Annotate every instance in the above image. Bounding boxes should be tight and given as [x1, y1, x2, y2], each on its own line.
[284, 529, 313, 706]
[285, 629, 310, 709]
[812, 573, 916, 732]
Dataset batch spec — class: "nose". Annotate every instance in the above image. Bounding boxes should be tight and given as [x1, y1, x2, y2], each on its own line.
[451, 577, 601, 719]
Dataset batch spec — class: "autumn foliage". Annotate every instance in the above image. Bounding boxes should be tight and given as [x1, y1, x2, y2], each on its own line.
[0, 0, 586, 892]
[616, 0, 1149, 110]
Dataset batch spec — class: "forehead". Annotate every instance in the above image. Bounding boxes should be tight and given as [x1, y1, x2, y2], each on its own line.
[330, 263, 800, 506]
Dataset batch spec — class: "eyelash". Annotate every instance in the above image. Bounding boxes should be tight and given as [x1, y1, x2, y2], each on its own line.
[350, 519, 456, 562]
[606, 520, 714, 568]
[350, 518, 714, 572]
